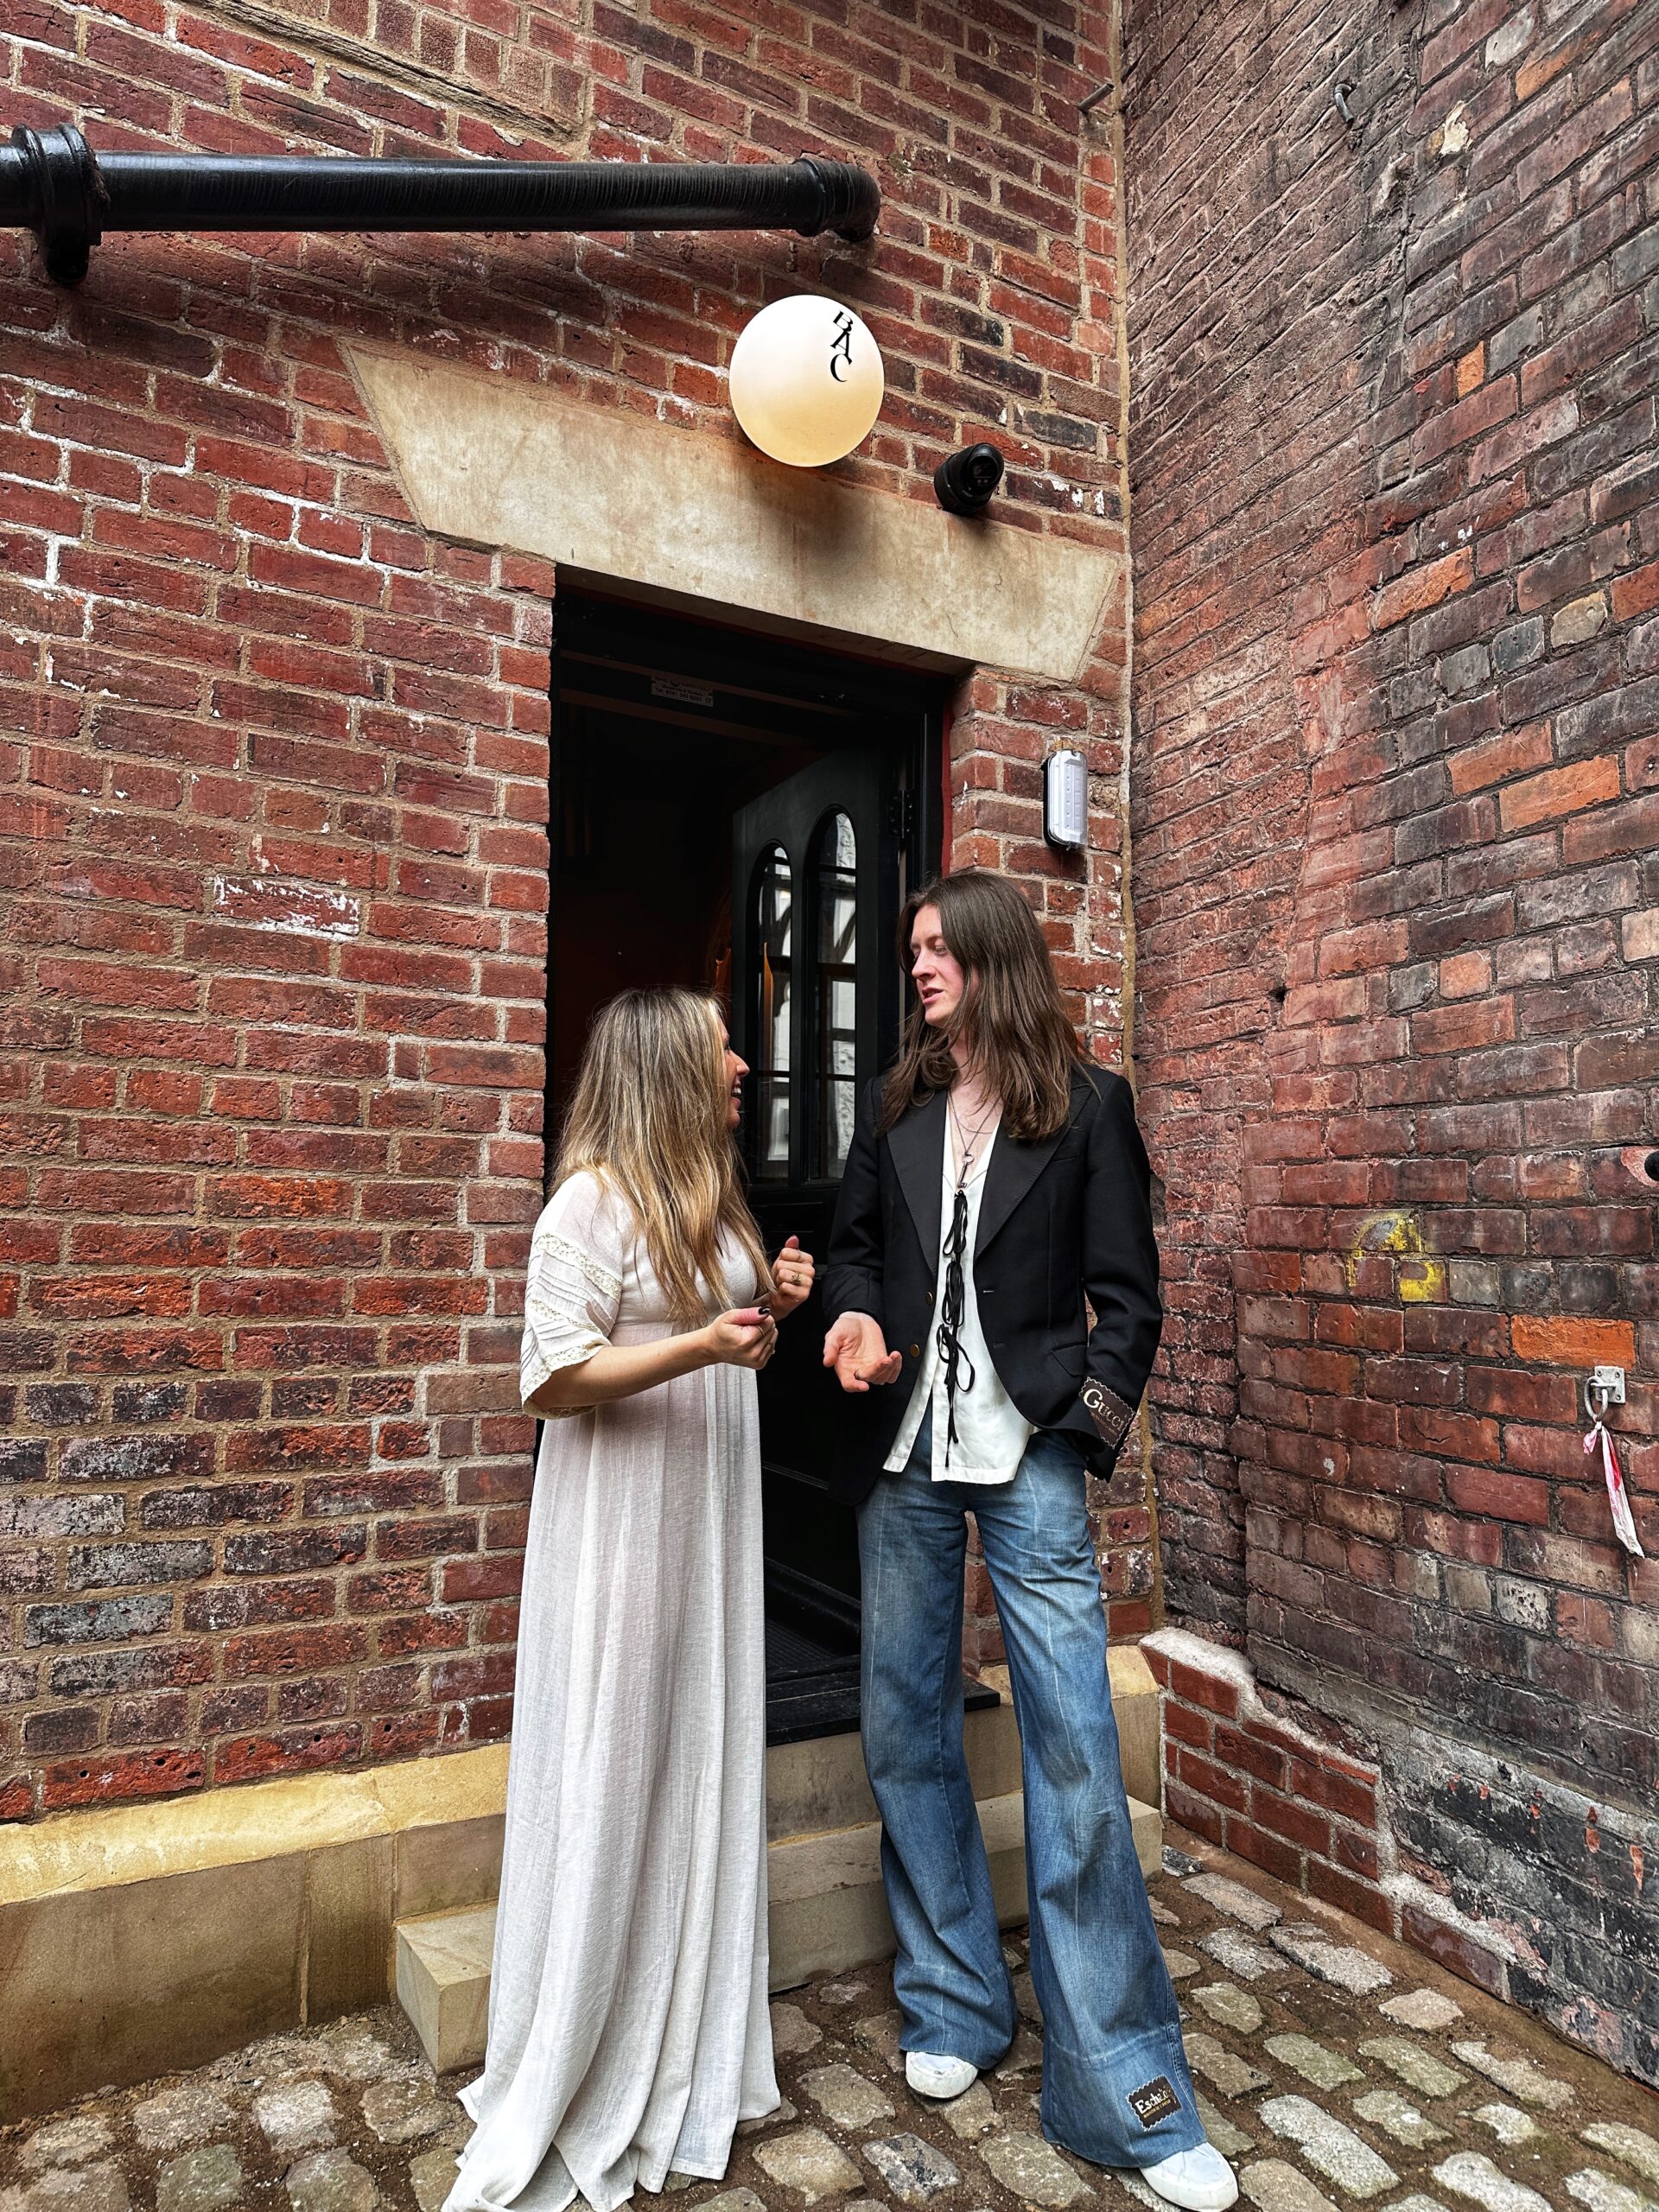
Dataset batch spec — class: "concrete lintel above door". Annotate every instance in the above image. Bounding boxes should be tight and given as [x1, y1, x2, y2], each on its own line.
[347, 345, 1120, 684]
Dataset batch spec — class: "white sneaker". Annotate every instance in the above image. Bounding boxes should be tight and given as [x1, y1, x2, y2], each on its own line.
[1139, 2144, 1239, 2212]
[904, 2050, 978, 2101]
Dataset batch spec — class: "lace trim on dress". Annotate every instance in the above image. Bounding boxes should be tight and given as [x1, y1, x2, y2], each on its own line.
[538, 1230, 623, 1299]
[521, 1316, 607, 1415]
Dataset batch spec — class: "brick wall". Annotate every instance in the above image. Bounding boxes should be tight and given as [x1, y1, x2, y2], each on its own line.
[0, 0, 1142, 1815]
[1148, 1629, 1659, 2063]
[1147, 1632, 1387, 1934]
[1125, 0, 1659, 2081]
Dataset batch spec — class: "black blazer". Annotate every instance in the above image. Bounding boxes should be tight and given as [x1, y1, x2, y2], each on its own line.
[822, 1063, 1163, 1506]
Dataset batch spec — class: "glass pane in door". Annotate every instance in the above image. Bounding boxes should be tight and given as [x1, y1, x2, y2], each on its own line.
[754, 843, 792, 1179]
[814, 812, 857, 1179]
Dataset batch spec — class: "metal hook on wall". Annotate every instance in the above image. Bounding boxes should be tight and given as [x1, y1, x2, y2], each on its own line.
[1583, 1366, 1627, 1425]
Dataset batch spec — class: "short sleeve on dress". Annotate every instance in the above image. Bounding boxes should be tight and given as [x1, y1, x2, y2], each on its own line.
[520, 1172, 628, 1414]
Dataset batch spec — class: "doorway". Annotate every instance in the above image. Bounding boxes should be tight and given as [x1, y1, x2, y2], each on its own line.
[548, 592, 950, 1743]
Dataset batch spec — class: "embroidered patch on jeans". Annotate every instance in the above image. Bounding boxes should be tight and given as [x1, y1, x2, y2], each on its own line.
[1128, 2075, 1181, 2128]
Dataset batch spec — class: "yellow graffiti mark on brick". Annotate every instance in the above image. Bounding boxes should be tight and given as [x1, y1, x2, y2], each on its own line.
[1344, 1210, 1446, 1303]
[1398, 1255, 1446, 1304]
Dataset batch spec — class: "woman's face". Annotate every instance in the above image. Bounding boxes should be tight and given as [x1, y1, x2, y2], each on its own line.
[910, 903, 968, 1028]
[721, 1024, 748, 1132]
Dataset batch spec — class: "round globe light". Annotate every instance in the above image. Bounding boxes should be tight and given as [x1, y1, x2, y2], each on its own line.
[728, 294, 884, 468]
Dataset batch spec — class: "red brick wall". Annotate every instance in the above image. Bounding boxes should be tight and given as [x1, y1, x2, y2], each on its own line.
[0, 1, 1140, 1815]
[1125, 0, 1659, 2082]
[1146, 1635, 1388, 1936]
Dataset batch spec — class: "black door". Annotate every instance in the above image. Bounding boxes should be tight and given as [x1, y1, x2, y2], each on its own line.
[546, 589, 949, 1742]
[733, 752, 899, 1742]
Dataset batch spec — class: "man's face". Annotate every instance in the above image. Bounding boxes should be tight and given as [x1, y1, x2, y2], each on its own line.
[909, 904, 967, 1028]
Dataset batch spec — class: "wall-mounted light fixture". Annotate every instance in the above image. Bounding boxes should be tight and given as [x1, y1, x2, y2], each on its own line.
[933, 442, 1005, 516]
[1044, 749, 1087, 850]
[728, 294, 884, 467]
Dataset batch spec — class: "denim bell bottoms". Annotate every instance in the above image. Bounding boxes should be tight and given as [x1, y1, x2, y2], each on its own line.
[856, 1408, 1204, 2168]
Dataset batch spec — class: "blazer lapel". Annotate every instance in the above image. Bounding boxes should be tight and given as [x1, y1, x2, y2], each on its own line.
[887, 1089, 946, 1263]
[975, 1071, 1088, 1256]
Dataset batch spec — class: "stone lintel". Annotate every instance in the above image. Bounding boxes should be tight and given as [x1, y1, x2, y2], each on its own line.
[347, 345, 1120, 684]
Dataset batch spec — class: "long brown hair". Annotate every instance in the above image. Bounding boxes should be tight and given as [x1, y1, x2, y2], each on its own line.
[556, 988, 772, 1328]
[879, 869, 1083, 1141]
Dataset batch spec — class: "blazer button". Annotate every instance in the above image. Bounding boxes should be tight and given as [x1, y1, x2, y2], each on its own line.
[907, 1343, 921, 1358]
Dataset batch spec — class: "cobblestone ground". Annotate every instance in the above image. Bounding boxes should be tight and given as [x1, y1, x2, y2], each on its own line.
[6, 1828, 1659, 2212]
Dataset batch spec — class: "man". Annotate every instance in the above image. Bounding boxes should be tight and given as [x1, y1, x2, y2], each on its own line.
[822, 868, 1235, 2212]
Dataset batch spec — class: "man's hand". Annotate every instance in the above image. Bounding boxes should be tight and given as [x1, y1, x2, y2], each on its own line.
[823, 1312, 903, 1393]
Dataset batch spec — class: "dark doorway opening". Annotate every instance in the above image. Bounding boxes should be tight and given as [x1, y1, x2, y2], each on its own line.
[548, 591, 986, 1745]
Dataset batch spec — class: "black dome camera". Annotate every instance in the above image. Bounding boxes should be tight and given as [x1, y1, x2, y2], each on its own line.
[934, 442, 1005, 516]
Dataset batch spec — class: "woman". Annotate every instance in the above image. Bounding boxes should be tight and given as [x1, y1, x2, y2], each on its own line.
[445, 988, 817, 2212]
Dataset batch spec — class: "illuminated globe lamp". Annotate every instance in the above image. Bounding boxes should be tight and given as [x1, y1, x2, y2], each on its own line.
[728, 294, 884, 467]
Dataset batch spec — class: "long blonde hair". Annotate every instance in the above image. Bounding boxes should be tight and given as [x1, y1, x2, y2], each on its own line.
[556, 988, 772, 1329]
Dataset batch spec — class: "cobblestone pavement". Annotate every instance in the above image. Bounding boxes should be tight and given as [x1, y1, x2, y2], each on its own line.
[7, 1827, 1659, 2212]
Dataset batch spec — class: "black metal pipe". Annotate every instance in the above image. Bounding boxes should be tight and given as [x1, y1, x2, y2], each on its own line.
[1, 124, 880, 283]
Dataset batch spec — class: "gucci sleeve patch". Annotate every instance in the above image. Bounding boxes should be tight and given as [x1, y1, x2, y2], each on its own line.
[1128, 2075, 1181, 2128]
[1080, 1376, 1136, 1451]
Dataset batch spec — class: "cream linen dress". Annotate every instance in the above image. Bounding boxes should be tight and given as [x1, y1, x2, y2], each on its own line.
[443, 1172, 778, 2212]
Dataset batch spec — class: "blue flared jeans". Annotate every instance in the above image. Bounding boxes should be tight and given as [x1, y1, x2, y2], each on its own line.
[857, 1411, 1203, 2168]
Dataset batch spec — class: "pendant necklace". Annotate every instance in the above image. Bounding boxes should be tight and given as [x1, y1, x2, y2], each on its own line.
[950, 1086, 999, 1186]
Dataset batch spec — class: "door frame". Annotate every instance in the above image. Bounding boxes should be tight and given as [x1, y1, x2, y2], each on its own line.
[545, 588, 947, 1166]
[544, 588, 949, 1741]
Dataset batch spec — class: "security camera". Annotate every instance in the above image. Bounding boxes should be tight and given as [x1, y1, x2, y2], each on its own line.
[934, 442, 1005, 516]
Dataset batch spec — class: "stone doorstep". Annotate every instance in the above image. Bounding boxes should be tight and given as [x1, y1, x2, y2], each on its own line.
[768, 1657, 1161, 1840]
[394, 1789, 1164, 2074]
[768, 1694, 1018, 1841]
[979, 1645, 1163, 1813]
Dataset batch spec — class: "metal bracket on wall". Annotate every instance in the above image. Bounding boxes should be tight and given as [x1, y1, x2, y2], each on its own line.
[1585, 1365, 1627, 1421]
[0, 123, 880, 285]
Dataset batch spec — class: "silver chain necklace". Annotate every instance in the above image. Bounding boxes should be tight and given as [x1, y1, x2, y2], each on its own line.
[949, 1087, 1000, 1185]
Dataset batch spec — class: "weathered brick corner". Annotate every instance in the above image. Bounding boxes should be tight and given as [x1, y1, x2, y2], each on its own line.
[1126, 0, 1659, 2088]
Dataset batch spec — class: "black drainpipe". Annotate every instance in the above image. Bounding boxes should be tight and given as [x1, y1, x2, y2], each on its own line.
[1, 124, 880, 285]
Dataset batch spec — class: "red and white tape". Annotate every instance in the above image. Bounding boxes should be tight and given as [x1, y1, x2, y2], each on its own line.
[1585, 1418, 1644, 1559]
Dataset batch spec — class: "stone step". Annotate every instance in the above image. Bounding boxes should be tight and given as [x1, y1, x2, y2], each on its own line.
[766, 1690, 1023, 1840]
[396, 1904, 496, 2080]
[395, 1786, 1162, 2075]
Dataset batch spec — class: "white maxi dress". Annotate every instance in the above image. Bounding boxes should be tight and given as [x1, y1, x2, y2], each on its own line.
[443, 1172, 778, 2212]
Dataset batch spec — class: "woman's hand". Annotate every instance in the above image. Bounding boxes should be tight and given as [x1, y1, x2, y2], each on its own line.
[701, 1306, 779, 1370]
[768, 1236, 817, 1320]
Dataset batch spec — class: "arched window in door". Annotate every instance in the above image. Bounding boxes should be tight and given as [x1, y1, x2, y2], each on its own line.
[753, 844, 792, 1181]
[813, 811, 858, 1179]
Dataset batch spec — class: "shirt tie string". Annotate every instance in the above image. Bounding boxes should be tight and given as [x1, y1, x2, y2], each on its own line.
[937, 1184, 976, 1468]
